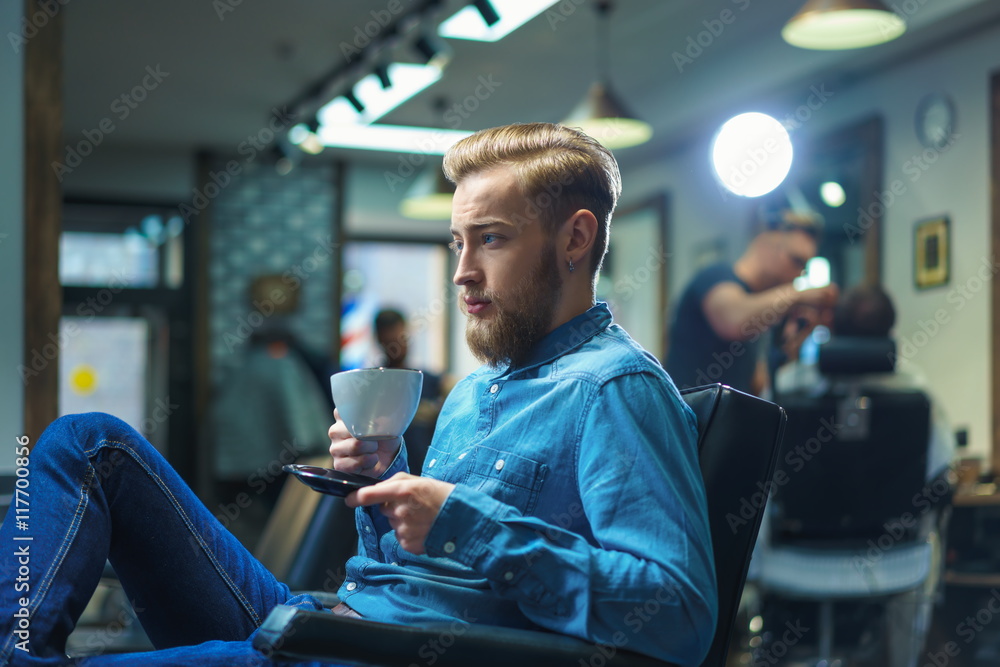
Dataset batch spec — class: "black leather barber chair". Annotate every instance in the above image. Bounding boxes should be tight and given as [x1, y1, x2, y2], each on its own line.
[253, 383, 787, 667]
[758, 337, 952, 666]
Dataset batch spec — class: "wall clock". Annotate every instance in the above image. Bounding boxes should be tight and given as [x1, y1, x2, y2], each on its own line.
[915, 93, 956, 150]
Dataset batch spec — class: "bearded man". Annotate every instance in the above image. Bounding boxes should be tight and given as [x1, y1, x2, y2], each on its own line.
[1, 124, 716, 667]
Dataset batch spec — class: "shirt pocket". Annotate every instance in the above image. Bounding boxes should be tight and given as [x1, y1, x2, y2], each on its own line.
[463, 446, 548, 515]
[420, 444, 457, 481]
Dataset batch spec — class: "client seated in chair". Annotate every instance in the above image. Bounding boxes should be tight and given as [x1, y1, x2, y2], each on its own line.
[759, 284, 955, 666]
[0, 124, 718, 667]
[775, 284, 954, 490]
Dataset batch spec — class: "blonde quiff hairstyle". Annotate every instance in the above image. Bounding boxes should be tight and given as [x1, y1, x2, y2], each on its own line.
[442, 123, 622, 278]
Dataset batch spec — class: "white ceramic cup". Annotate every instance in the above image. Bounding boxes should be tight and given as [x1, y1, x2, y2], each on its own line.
[330, 368, 423, 441]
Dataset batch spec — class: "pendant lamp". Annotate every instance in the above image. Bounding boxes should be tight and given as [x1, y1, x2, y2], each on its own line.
[399, 164, 455, 220]
[782, 0, 906, 50]
[563, 1, 651, 149]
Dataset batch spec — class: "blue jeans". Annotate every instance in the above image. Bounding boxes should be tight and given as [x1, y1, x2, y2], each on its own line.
[0, 413, 341, 666]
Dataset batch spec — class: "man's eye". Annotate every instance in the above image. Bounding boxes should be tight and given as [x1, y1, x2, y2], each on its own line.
[483, 234, 497, 245]
[448, 240, 463, 255]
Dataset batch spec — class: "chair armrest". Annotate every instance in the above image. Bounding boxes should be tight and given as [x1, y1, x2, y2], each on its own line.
[252, 605, 677, 667]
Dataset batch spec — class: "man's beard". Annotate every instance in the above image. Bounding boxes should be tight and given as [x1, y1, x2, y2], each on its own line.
[463, 243, 563, 367]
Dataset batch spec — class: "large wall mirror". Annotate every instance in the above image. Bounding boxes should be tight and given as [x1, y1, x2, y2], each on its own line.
[759, 116, 884, 291]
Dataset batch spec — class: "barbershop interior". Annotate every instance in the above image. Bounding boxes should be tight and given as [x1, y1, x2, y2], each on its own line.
[7, 0, 1000, 665]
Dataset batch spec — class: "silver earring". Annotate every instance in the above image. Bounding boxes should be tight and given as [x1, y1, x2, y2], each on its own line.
[568, 259, 575, 273]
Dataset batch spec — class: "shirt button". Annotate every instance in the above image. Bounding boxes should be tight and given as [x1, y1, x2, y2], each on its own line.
[428, 458, 436, 468]
[495, 459, 505, 471]
[345, 582, 357, 591]
[364, 525, 371, 533]
[391, 561, 399, 566]
[458, 452, 468, 460]
[504, 571, 514, 581]
[489, 384, 499, 394]
[443, 541, 456, 554]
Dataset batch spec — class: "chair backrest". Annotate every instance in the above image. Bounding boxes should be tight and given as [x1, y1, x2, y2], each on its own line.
[772, 337, 930, 543]
[773, 388, 929, 543]
[255, 456, 358, 592]
[681, 384, 786, 667]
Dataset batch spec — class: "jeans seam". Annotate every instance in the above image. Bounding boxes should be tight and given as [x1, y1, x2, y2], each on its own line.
[0, 467, 95, 664]
[87, 439, 264, 628]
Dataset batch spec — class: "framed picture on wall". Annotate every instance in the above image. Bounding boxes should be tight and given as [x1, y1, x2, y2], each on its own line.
[914, 216, 950, 289]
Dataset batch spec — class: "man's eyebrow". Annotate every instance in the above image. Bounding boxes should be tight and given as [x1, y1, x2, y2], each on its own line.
[449, 220, 515, 235]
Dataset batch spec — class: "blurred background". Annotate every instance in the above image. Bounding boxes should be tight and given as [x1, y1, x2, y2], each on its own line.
[5, 0, 1000, 662]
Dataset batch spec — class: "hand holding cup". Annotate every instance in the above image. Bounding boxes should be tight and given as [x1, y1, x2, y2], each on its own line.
[328, 368, 423, 477]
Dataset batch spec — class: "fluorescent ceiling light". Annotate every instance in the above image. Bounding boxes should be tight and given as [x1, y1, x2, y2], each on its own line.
[318, 63, 442, 126]
[316, 124, 471, 154]
[306, 62, 459, 153]
[438, 0, 558, 42]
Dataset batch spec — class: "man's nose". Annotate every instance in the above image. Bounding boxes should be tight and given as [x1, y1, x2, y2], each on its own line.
[452, 249, 481, 286]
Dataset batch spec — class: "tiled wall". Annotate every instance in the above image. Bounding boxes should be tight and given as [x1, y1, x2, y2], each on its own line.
[208, 161, 339, 388]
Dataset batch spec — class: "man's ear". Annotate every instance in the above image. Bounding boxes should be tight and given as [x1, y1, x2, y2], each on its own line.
[561, 209, 598, 268]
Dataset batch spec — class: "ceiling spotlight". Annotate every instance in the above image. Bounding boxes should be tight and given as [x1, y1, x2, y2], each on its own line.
[414, 34, 440, 64]
[375, 63, 392, 89]
[343, 88, 365, 113]
[272, 145, 295, 175]
[412, 33, 451, 69]
[472, 0, 500, 26]
[299, 118, 324, 155]
[439, 0, 558, 42]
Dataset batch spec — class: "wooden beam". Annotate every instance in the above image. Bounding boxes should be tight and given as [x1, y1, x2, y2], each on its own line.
[991, 72, 1000, 476]
[22, 0, 63, 439]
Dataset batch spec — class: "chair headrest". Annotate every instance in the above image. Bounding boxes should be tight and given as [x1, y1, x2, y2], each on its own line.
[817, 337, 895, 375]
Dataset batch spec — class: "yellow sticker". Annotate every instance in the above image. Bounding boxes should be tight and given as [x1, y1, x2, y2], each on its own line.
[69, 364, 99, 396]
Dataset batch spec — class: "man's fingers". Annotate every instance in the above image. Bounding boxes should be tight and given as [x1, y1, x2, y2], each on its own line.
[334, 455, 379, 474]
[344, 482, 401, 508]
[329, 439, 378, 458]
[351, 482, 405, 508]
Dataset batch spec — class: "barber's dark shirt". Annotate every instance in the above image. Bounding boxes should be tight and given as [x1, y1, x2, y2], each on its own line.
[665, 263, 759, 393]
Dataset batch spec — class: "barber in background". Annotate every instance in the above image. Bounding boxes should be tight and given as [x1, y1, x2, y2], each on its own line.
[664, 214, 838, 395]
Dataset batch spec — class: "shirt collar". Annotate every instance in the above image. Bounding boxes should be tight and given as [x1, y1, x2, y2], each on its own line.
[495, 301, 613, 376]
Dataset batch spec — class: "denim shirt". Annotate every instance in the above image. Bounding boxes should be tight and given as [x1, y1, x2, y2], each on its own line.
[337, 303, 718, 665]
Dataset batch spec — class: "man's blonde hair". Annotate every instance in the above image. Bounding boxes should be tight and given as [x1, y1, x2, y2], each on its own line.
[442, 122, 622, 277]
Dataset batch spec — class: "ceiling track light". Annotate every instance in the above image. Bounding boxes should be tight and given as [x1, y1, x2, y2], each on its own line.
[413, 35, 438, 63]
[272, 144, 296, 175]
[279, 0, 447, 122]
[374, 63, 392, 89]
[297, 116, 325, 155]
[472, 0, 500, 26]
[414, 34, 439, 64]
[343, 88, 365, 113]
